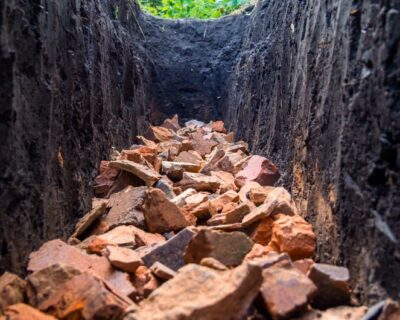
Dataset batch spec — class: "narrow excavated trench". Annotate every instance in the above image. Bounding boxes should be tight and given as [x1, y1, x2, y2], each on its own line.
[0, 0, 399, 311]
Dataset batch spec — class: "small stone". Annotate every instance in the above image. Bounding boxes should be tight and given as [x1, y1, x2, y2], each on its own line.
[86, 237, 109, 254]
[99, 225, 165, 248]
[161, 161, 184, 181]
[39, 274, 130, 319]
[260, 266, 317, 319]
[268, 214, 316, 260]
[0, 273, 27, 315]
[144, 125, 173, 142]
[95, 226, 136, 248]
[141, 227, 197, 271]
[5, 304, 56, 320]
[184, 192, 209, 207]
[171, 188, 197, 207]
[241, 202, 277, 227]
[94, 161, 120, 195]
[200, 257, 229, 271]
[154, 176, 176, 199]
[249, 186, 270, 205]
[137, 135, 158, 149]
[120, 149, 147, 164]
[210, 170, 238, 193]
[143, 188, 192, 233]
[70, 202, 107, 240]
[217, 151, 246, 173]
[131, 266, 160, 299]
[208, 190, 239, 216]
[184, 229, 253, 267]
[227, 141, 249, 154]
[202, 149, 225, 173]
[225, 203, 251, 224]
[109, 160, 161, 186]
[162, 161, 202, 174]
[161, 114, 181, 132]
[235, 155, 280, 187]
[211, 120, 227, 133]
[308, 263, 351, 309]
[150, 262, 177, 280]
[190, 130, 218, 157]
[175, 150, 203, 166]
[242, 187, 297, 227]
[178, 172, 221, 192]
[27, 264, 81, 307]
[106, 246, 143, 273]
[127, 263, 262, 320]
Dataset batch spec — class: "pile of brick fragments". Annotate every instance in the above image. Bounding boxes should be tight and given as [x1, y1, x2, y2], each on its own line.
[1, 116, 399, 320]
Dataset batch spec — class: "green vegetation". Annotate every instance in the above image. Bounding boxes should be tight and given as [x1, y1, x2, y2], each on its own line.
[138, 0, 251, 19]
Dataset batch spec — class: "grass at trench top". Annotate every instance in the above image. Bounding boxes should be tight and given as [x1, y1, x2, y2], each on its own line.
[139, 0, 252, 19]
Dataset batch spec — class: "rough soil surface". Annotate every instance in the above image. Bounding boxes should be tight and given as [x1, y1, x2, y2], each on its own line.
[0, 0, 153, 274]
[0, 0, 399, 306]
[223, 0, 400, 304]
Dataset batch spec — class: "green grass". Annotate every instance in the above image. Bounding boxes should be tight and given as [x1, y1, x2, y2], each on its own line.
[138, 0, 252, 19]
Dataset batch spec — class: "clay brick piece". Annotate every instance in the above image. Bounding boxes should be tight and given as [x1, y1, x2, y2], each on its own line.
[242, 187, 297, 227]
[308, 263, 351, 309]
[105, 186, 147, 229]
[184, 229, 253, 267]
[94, 161, 119, 195]
[70, 202, 107, 240]
[144, 125, 173, 142]
[190, 130, 218, 157]
[141, 227, 197, 271]
[178, 172, 221, 192]
[27, 264, 81, 307]
[127, 263, 262, 320]
[235, 155, 280, 187]
[106, 246, 143, 273]
[39, 274, 130, 320]
[109, 160, 161, 186]
[0, 273, 27, 315]
[161, 114, 181, 132]
[260, 266, 317, 320]
[150, 262, 177, 280]
[142, 188, 192, 233]
[268, 214, 316, 260]
[28, 239, 136, 299]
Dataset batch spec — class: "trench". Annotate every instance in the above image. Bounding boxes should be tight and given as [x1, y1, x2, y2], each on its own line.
[0, 0, 399, 307]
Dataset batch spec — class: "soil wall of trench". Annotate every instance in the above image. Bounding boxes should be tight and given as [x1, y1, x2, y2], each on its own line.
[0, 0, 399, 305]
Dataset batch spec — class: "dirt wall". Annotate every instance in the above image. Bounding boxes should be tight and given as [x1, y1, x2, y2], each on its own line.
[224, 0, 400, 304]
[0, 0, 153, 274]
